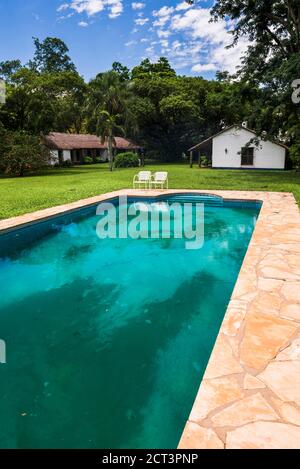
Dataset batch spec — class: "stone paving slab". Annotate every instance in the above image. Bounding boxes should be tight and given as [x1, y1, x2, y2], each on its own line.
[177, 191, 300, 450]
[1, 189, 299, 449]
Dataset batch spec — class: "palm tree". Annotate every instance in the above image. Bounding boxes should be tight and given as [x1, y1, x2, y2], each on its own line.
[97, 110, 124, 172]
[86, 71, 130, 126]
[85, 71, 130, 171]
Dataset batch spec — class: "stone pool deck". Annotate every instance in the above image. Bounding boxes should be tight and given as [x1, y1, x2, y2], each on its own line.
[1, 189, 300, 449]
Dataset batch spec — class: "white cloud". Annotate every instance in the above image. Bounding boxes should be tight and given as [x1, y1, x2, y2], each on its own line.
[132, 2, 145, 10]
[125, 40, 137, 46]
[172, 40, 181, 50]
[109, 2, 123, 18]
[210, 37, 249, 73]
[78, 20, 89, 26]
[160, 39, 169, 48]
[135, 17, 149, 26]
[192, 63, 217, 72]
[153, 6, 174, 18]
[60, 0, 123, 19]
[153, 5, 174, 27]
[157, 29, 171, 38]
[57, 3, 69, 12]
[175, 1, 193, 11]
[150, 3, 250, 74]
[171, 8, 230, 44]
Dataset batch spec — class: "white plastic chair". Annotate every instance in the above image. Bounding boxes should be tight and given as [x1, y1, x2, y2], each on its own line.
[133, 171, 152, 189]
[150, 172, 169, 189]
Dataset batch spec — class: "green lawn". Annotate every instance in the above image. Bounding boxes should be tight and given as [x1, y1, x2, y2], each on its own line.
[0, 164, 299, 219]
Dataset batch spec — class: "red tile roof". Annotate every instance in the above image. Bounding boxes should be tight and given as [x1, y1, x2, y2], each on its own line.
[44, 132, 141, 150]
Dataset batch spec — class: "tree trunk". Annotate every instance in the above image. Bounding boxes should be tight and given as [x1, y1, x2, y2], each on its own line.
[108, 134, 113, 172]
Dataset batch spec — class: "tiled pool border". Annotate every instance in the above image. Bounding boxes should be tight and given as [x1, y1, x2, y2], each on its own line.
[1, 189, 300, 449]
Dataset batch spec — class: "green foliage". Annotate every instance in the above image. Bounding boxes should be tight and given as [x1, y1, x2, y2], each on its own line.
[131, 57, 176, 80]
[114, 152, 139, 168]
[86, 71, 129, 121]
[289, 144, 300, 168]
[211, 0, 300, 150]
[0, 60, 22, 81]
[200, 155, 208, 167]
[29, 37, 76, 74]
[0, 129, 50, 176]
[112, 62, 130, 81]
[83, 156, 93, 165]
[0, 32, 297, 171]
[60, 160, 73, 167]
[0, 67, 86, 134]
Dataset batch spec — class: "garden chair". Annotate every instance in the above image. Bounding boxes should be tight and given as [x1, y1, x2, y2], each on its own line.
[133, 171, 152, 189]
[150, 172, 169, 189]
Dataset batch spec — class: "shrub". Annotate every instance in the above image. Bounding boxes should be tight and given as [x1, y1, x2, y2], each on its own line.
[289, 144, 300, 169]
[0, 130, 51, 176]
[83, 156, 93, 165]
[200, 155, 208, 167]
[61, 159, 73, 167]
[114, 152, 139, 168]
[95, 157, 102, 163]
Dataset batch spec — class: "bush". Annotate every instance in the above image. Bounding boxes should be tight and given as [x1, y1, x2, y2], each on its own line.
[114, 152, 139, 168]
[0, 129, 51, 176]
[200, 155, 208, 167]
[83, 156, 93, 165]
[61, 159, 73, 167]
[289, 144, 300, 169]
[95, 157, 102, 163]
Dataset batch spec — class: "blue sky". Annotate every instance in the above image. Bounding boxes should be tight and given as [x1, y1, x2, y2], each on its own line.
[0, 0, 248, 80]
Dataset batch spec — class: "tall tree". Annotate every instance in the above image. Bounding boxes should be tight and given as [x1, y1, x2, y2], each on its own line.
[29, 37, 76, 74]
[211, 0, 300, 152]
[85, 71, 130, 136]
[132, 57, 176, 79]
[211, 0, 300, 67]
[0, 68, 85, 134]
[112, 62, 130, 81]
[0, 60, 22, 82]
[97, 111, 124, 172]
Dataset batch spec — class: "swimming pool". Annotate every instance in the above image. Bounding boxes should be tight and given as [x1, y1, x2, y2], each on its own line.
[0, 194, 260, 448]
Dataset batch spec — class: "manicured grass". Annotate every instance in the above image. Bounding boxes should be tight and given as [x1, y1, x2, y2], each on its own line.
[0, 164, 299, 219]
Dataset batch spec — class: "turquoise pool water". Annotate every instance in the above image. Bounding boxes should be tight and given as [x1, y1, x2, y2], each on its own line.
[0, 195, 260, 448]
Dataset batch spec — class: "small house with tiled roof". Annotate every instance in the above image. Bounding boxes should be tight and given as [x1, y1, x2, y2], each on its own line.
[44, 132, 141, 165]
[188, 124, 288, 170]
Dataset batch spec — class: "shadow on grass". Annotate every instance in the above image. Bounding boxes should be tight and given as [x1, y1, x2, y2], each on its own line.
[0, 165, 112, 179]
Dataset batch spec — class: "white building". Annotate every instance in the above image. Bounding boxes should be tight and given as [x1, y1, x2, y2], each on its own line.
[43, 133, 141, 165]
[189, 124, 287, 170]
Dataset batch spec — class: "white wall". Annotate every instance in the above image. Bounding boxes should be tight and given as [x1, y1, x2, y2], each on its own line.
[63, 150, 71, 162]
[49, 150, 59, 165]
[49, 149, 71, 165]
[99, 149, 109, 161]
[212, 127, 286, 169]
